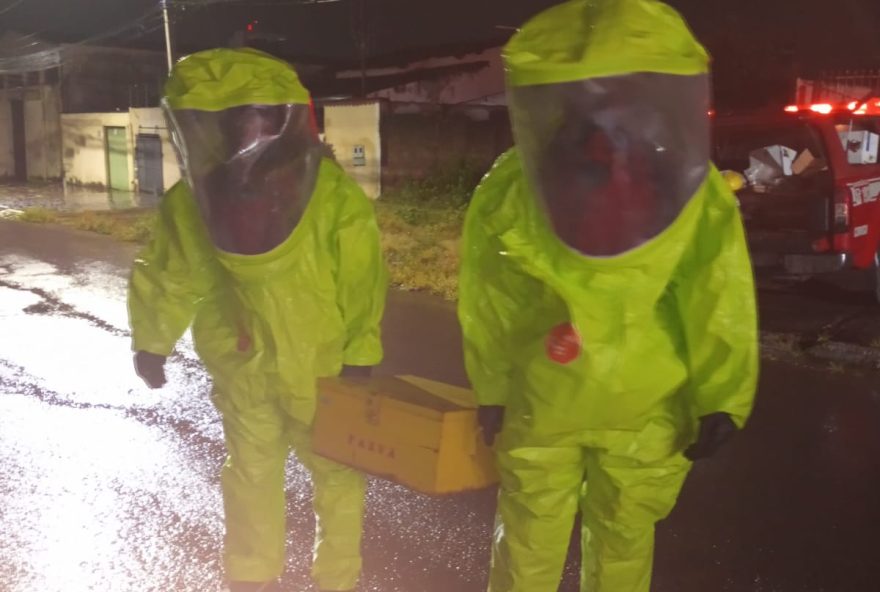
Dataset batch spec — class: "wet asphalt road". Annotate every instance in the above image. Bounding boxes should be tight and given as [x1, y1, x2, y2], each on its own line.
[1, 220, 880, 592]
[0, 183, 160, 213]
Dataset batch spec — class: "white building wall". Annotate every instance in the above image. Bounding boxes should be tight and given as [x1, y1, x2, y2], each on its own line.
[324, 101, 382, 198]
[24, 85, 63, 180]
[0, 85, 63, 180]
[61, 112, 133, 189]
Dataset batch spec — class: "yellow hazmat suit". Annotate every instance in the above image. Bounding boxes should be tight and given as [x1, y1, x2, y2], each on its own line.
[128, 49, 386, 590]
[458, 2, 759, 590]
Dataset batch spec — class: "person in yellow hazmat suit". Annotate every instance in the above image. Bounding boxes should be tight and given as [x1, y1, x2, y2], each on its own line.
[127, 48, 387, 592]
[458, 1, 759, 591]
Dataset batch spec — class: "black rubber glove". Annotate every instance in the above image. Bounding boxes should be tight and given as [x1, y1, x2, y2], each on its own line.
[340, 365, 372, 379]
[684, 412, 738, 461]
[134, 351, 167, 389]
[477, 405, 505, 447]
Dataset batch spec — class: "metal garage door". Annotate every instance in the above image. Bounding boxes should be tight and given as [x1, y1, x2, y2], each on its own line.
[135, 134, 164, 195]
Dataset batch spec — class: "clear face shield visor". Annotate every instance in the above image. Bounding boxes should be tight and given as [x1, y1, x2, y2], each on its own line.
[164, 101, 323, 255]
[509, 73, 711, 257]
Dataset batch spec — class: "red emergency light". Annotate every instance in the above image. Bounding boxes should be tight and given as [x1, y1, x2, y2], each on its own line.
[782, 104, 832, 114]
[784, 100, 880, 116]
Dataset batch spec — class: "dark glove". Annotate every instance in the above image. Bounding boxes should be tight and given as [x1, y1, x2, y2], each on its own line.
[134, 351, 167, 389]
[341, 365, 372, 379]
[477, 405, 505, 447]
[684, 412, 738, 461]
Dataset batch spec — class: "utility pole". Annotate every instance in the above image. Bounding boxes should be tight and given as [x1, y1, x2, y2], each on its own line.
[162, 0, 174, 72]
[350, 0, 368, 97]
[359, 0, 366, 97]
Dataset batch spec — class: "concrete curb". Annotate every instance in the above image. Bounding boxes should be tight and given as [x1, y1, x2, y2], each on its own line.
[761, 331, 880, 370]
[807, 341, 880, 369]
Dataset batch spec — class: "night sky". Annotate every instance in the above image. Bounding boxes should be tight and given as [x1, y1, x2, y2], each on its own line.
[1, 0, 879, 107]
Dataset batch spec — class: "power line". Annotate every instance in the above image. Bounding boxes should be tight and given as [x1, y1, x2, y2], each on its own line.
[0, 3, 162, 51]
[50, 8, 164, 48]
[0, 35, 46, 54]
[0, 0, 341, 73]
[0, 0, 26, 18]
[0, 7, 165, 73]
[170, 0, 345, 6]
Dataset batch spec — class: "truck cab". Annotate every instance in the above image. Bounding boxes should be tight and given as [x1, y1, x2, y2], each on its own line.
[713, 101, 880, 299]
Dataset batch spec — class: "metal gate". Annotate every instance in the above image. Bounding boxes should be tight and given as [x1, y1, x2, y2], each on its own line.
[105, 126, 130, 192]
[135, 134, 164, 195]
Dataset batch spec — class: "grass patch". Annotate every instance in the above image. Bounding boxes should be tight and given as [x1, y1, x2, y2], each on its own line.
[21, 207, 156, 244]
[376, 200, 463, 300]
[374, 161, 480, 300]
[18, 207, 59, 224]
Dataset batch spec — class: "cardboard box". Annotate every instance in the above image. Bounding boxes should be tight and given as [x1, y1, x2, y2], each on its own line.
[312, 375, 499, 495]
[791, 149, 827, 176]
[839, 130, 879, 165]
[746, 144, 798, 186]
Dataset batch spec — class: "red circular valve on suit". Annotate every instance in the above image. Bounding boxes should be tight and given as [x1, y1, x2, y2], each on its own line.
[236, 323, 252, 353]
[546, 323, 582, 364]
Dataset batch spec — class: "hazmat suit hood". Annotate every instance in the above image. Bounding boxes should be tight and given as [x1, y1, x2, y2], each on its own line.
[163, 48, 323, 255]
[504, 0, 712, 257]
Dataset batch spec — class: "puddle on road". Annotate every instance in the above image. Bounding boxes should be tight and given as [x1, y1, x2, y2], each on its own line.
[0, 312, 147, 406]
[0, 286, 41, 315]
[0, 253, 499, 592]
[0, 393, 224, 592]
[0, 254, 130, 332]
